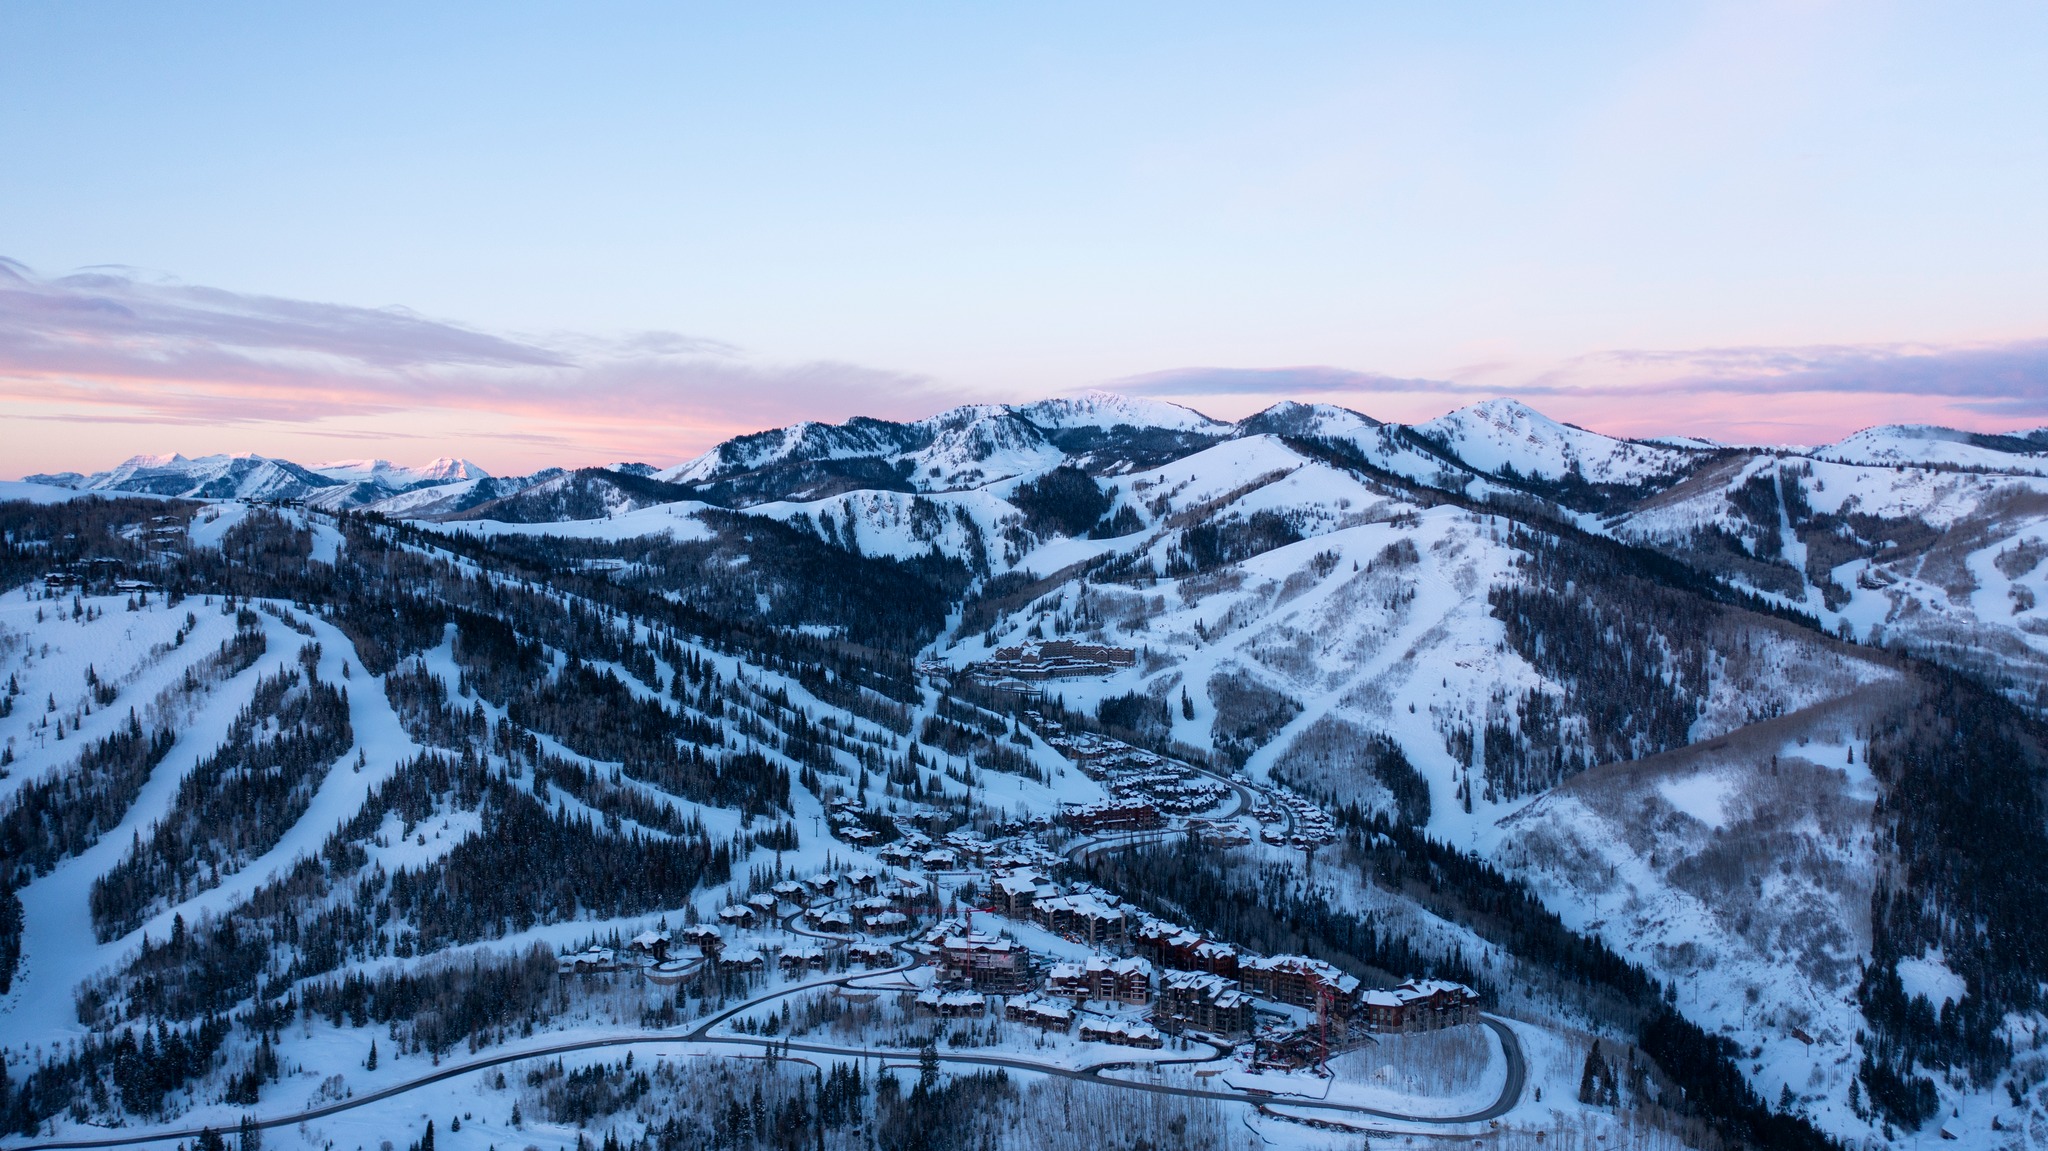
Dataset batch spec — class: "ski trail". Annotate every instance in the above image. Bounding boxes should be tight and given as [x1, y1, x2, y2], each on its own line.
[1, 613, 289, 1050]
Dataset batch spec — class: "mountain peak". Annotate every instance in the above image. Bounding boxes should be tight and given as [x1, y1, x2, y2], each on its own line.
[1015, 391, 1229, 432]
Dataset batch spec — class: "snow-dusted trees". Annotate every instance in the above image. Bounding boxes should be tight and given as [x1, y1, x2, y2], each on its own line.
[90, 662, 352, 940]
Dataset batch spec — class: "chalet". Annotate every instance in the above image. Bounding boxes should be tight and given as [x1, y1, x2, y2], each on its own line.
[920, 848, 959, 871]
[850, 896, 896, 921]
[844, 869, 880, 895]
[1077, 1018, 1164, 1049]
[717, 904, 758, 929]
[806, 909, 855, 934]
[557, 946, 619, 975]
[862, 910, 909, 933]
[772, 879, 808, 904]
[780, 945, 829, 974]
[627, 930, 672, 962]
[916, 988, 989, 1018]
[682, 924, 724, 957]
[943, 831, 993, 866]
[806, 873, 840, 899]
[847, 943, 896, 969]
[1191, 941, 1240, 977]
[747, 892, 780, 918]
[1154, 971, 1256, 1038]
[885, 878, 929, 905]
[877, 844, 919, 868]
[723, 948, 767, 974]
[1004, 996, 1076, 1031]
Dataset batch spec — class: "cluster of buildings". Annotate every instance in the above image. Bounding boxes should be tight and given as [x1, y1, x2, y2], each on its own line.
[828, 797, 885, 845]
[971, 641, 1138, 682]
[1250, 793, 1338, 850]
[876, 825, 1037, 875]
[906, 863, 1482, 1052]
[1061, 799, 1164, 833]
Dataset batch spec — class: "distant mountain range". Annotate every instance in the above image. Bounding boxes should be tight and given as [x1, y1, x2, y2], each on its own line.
[31, 391, 2048, 519]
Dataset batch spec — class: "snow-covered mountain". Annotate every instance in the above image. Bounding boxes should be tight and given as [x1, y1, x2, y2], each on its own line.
[11, 392, 2048, 1147]
[23, 452, 493, 509]
[312, 456, 490, 488]
[1813, 423, 2048, 474]
[1409, 397, 1704, 488]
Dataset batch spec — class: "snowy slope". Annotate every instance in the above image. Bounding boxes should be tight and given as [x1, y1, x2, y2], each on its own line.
[1814, 424, 2048, 475]
[1410, 398, 1701, 486]
[1013, 390, 1231, 434]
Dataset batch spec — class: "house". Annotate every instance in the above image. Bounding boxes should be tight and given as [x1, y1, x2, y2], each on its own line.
[747, 892, 780, 918]
[722, 948, 766, 974]
[1005, 996, 1075, 1031]
[863, 910, 909, 933]
[916, 988, 989, 1018]
[627, 930, 672, 962]
[557, 947, 619, 975]
[682, 924, 724, 957]
[772, 879, 808, 904]
[850, 896, 897, 921]
[847, 943, 896, 968]
[877, 844, 919, 868]
[780, 945, 829, 974]
[844, 869, 880, 895]
[943, 832, 992, 866]
[1078, 1018, 1164, 1049]
[920, 848, 959, 871]
[1154, 971, 1256, 1038]
[717, 904, 758, 929]
[806, 873, 840, 899]
[937, 931, 1031, 993]
[807, 908, 855, 933]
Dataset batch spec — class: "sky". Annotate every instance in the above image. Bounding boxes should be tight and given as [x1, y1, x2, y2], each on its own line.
[4, 1, 2048, 476]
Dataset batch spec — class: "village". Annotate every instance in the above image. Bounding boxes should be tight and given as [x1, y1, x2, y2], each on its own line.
[554, 705, 1481, 1086]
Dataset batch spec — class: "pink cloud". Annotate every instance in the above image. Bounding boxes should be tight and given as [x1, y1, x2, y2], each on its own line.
[0, 258, 980, 474]
[1111, 339, 2048, 445]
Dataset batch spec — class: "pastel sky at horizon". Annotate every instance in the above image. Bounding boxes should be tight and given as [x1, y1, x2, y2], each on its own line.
[4, 1, 2048, 476]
